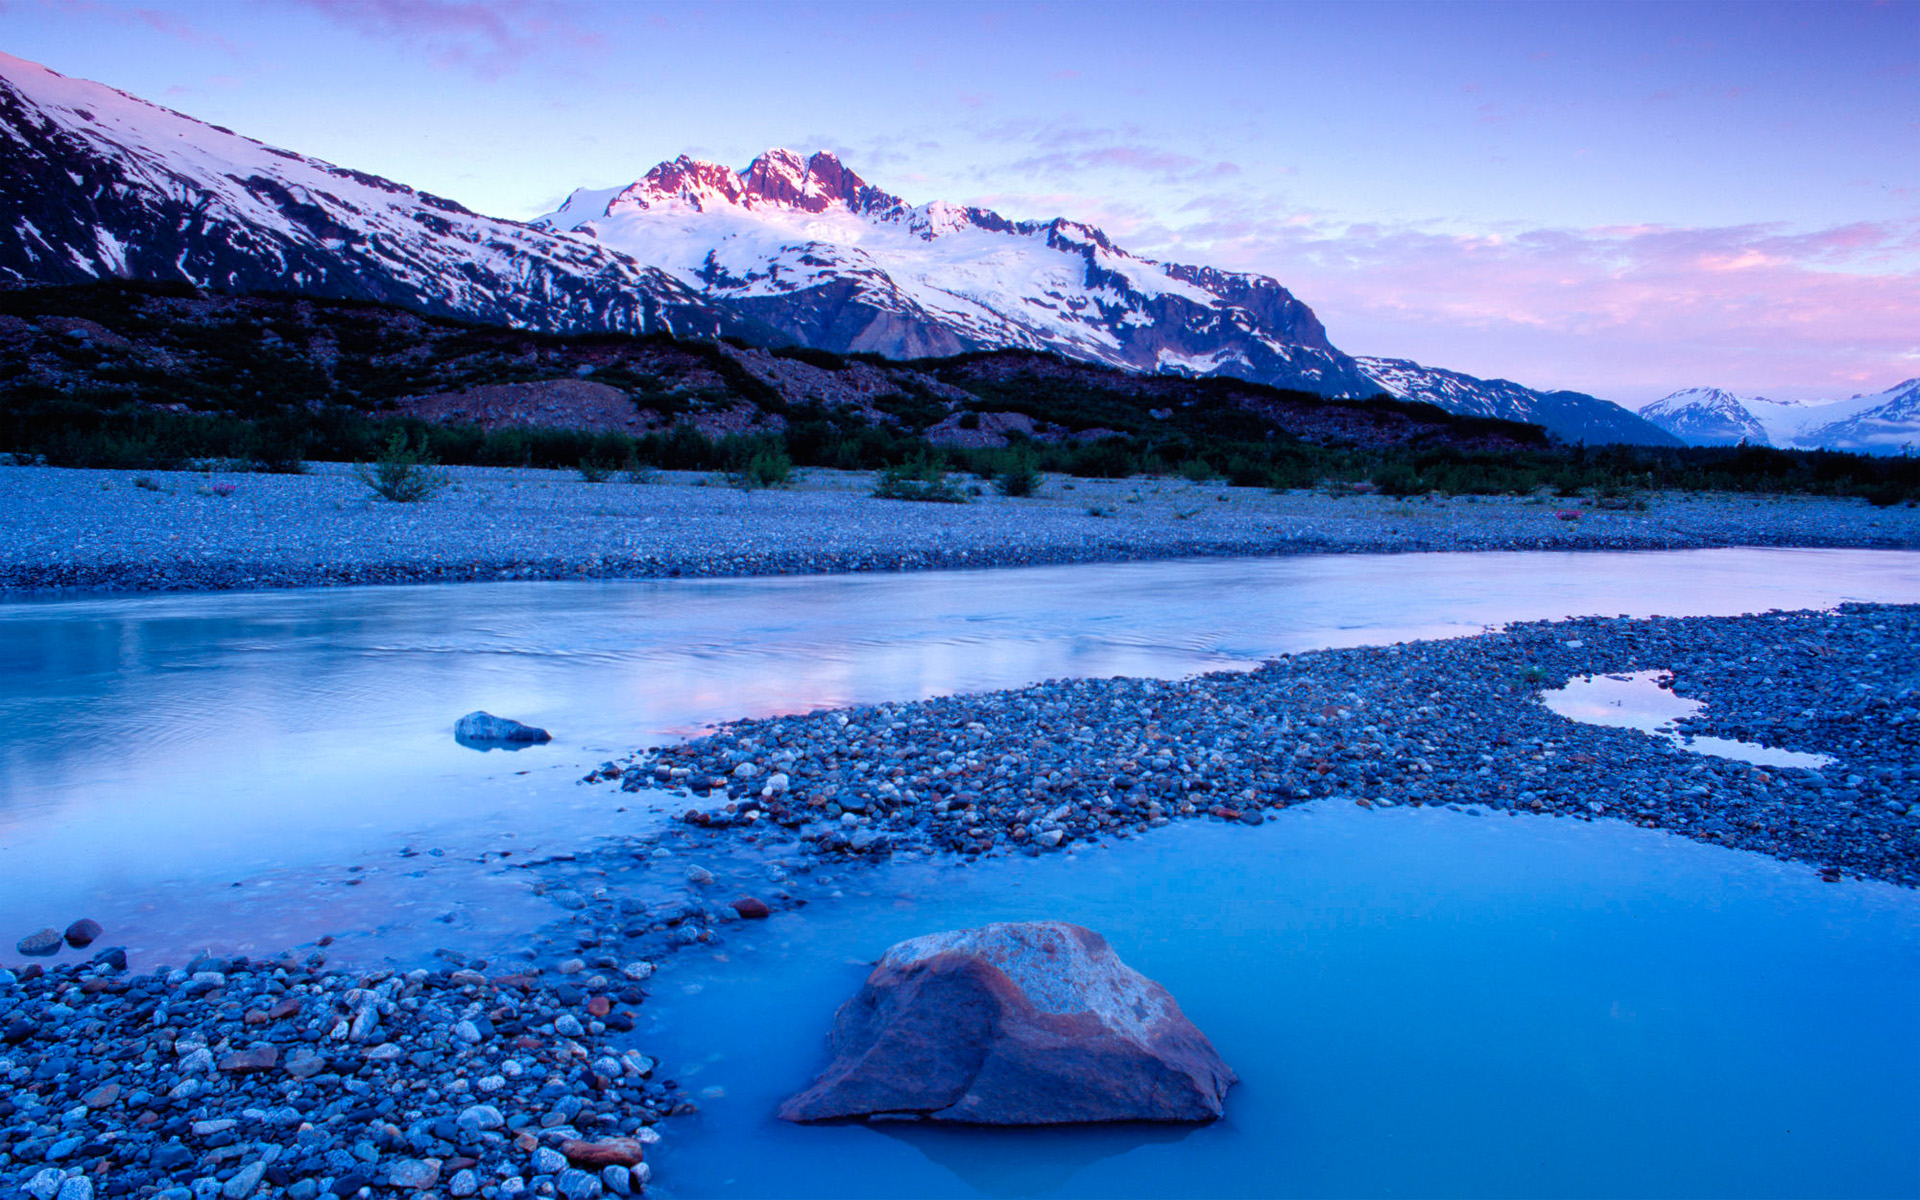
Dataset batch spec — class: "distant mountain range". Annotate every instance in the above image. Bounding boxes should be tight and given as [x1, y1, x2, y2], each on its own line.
[0, 49, 1857, 452]
[1354, 356, 1680, 447]
[1638, 381, 1920, 455]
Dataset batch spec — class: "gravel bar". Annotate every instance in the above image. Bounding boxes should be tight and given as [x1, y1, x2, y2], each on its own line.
[0, 950, 676, 1200]
[3, 606, 1914, 1200]
[592, 603, 1920, 888]
[5, 463, 1918, 593]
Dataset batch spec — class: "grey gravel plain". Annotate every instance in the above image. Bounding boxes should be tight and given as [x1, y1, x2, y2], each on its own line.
[3, 462, 1918, 593]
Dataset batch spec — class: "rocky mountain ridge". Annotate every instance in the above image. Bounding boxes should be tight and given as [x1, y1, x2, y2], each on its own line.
[1355, 356, 1681, 447]
[0, 51, 1727, 449]
[537, 147, 1378, 397]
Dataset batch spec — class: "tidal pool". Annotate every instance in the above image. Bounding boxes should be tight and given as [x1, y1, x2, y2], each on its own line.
[1541, 670, 1836, 769]
[639, 803, 1920, 1200]
[2, 546, 1918, 964]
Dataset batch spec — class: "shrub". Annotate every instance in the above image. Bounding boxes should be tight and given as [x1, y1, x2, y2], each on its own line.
[577, 457, 614, 483]
[621, 449, 657, 485]
[872, 456, 967, 503]
[723, 439, 792, 489]
[994, 457, 1041, 497]
[355, 431, 451, 502]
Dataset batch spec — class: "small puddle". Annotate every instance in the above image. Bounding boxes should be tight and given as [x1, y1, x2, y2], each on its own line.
[1541, 669, 1834, 769]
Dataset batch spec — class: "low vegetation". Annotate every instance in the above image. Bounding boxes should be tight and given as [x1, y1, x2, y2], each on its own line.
[2, 280, 1915, 505]
[354, 431, 450, 502]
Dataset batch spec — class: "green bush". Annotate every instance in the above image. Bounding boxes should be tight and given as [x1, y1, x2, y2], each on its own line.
[355, 431, 451, 502]
[872, 456, 968, 503]
[994, 454, 1041, 497]
[726, 441, 792, 489]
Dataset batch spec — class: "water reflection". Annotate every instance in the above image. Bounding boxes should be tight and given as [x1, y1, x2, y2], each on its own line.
[639, 805, 1920, 1199]
[1541, 670, 1835, 769]
[2, 547, 1916, 962]
[872, 1121, 1200, 1197]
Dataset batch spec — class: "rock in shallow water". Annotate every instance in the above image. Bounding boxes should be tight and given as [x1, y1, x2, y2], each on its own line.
[453, 711, 552, 746]
[15, 928, 61, 957]
[780, 920, 1235, 1125]
[63, 918, 102, 948]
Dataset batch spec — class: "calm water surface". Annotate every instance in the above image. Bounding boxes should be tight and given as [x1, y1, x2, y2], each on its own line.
[2, 547, 1919, 961]
[642, 805, 1920, 1199]
[2, 548, 1918, 1198]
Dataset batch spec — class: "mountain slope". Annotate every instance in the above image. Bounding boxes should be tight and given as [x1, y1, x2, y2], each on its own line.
[1634, 388, 1772, 446]
[1639, 381, 1920, 454]
[1355, 357, 1680, 446]
[0, 51, 738, 339]
[535, 148, 1380, 397]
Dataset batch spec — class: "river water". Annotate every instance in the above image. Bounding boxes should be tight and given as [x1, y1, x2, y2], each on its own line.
[2, 547, 1918, 1196]
[3, 546, 1919, 962]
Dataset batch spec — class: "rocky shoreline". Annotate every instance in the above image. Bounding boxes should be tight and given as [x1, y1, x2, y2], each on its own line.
[0, 950, 675, 1200]
[5, 462, 1918, 594]
[590, 603, 1920, 888]
[3, 595, 1915, 1199]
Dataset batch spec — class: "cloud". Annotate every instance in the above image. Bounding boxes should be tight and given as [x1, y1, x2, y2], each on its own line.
[37, 0, 243, 55]
[282, 0, 604, 79]
[1152, 194, 1920, 401]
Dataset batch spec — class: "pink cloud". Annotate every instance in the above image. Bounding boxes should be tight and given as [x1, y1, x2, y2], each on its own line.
[1161, 199, 1920, 402]
[42, 0, 243, 55]
[284, 0, 604, 79]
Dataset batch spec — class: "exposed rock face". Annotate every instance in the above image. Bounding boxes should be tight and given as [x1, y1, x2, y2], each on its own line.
[453, 712, 552, 746]
[780, 921, 1234, 1125]
[389, 379, 656, 436]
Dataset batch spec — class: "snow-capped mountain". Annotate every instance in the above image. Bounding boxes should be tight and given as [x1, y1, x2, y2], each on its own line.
[535, 148, 1380, 396]
[0, 51, 738, 338]
[1636, 388, 1774, 446]
[1355, 357, 1680, 446]
[0, 50, 1778, 448]
[1639, 381, 1920, 454]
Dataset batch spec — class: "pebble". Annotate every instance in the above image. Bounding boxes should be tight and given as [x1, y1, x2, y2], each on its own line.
[61, 920, 102, 949]
[591, 604, 1920, 887]
[0, 952, 665, 1199]
[4, 466, 1916, 596]
[15, 928, 61, 957]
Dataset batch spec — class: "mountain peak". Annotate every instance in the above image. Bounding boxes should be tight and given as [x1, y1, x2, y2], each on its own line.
[602, 148, 900, 218]
[741, 148, 876, 213]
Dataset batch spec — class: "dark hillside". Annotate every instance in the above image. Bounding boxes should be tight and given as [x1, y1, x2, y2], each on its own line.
[0, 282, 1914, 504]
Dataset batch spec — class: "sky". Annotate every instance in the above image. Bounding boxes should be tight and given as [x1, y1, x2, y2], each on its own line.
[1, 0, 1916, 404]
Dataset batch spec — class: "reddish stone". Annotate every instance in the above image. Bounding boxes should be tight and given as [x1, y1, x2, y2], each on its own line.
[217, 1045, 279, 1073]
[585, 995, 611, 1017]
[780, 921, 1234, 1125]
[731, 897, 772, 919]
[560, 1138, 645, 1168]
[268, 998, 302, 1020]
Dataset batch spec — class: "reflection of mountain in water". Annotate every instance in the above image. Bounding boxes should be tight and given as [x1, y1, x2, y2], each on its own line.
[868, 1119, 1201, 1197]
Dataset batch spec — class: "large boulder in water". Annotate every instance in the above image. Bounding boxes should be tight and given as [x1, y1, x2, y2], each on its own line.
[779, 921, 1234, 1125]
[453, 711, 551, 747]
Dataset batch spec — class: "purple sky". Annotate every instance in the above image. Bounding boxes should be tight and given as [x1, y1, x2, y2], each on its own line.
[3, 0, 1916, 403]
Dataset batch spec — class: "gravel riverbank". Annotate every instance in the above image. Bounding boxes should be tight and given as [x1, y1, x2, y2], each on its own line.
[592, 603, 1920, 888]
[4, 462, 1918, 593]
[2, 605, 1914, 1200]
[0, 951, 674, 1200]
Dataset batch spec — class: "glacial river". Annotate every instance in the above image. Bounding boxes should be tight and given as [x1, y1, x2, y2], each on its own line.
[3, 547, 1919, 1197]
